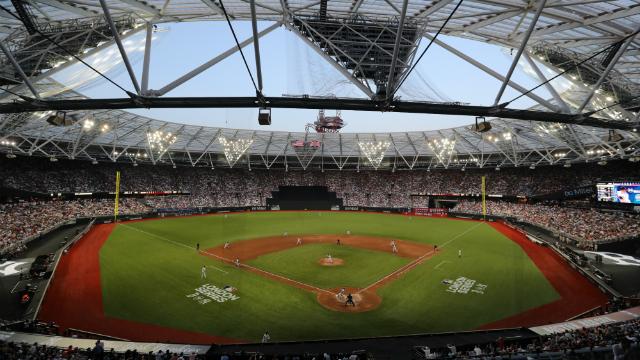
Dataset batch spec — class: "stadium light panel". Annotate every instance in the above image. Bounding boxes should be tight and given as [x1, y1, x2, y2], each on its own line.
[358, 141, 390, 169]
[219, 136, 254, 167]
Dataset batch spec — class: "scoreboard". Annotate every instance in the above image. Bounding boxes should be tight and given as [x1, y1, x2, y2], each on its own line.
[596, 182, 640, 205]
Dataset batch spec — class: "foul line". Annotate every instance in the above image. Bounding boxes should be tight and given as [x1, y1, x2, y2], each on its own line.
[207, 265, 229, 274]
[119, 224, 332, 295]
[359, 222, 484, 293]
[10, 280, 22, 294]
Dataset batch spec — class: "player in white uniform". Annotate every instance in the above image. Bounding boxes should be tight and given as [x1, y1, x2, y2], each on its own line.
[336, 288, 346, 300]
[391, 240, 398, 254]
[223, 242, 230, 249]
[296, 237, 302, 245]
[326, 254, 333, 264]
[458, 249, 462, 258]
[234, 258, 240, 267]
[261, 331, 271, 343]
[201, 265, 207, 279]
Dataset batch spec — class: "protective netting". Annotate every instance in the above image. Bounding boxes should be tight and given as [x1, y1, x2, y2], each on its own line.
[285, 31, 451, 102]
[45, 28, 166, 97]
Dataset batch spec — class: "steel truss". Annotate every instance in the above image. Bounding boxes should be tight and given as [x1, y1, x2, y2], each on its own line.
[1, 101, 638, 171]
[0, 95, 634, 129]
[0, 14, 139, 86]
[0, 0, 637, 169]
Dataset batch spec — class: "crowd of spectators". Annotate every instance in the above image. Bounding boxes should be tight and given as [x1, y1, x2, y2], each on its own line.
[420, 317, 640, 359]
[0, 199, 150, 255]
[2, 158, 639, 208]
[0, 340, 367, 360]
[453, 200, 640, 245]
[0, 340, 205, 360]
[1, 157, 639, 255]
[1, 317, 639, 359]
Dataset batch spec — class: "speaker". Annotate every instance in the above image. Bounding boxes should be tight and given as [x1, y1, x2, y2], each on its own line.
[475, 121, 492, 132]
[607, 130, 623, 142]
[258, 107, 271, 125]
[46, 111, 77, 127]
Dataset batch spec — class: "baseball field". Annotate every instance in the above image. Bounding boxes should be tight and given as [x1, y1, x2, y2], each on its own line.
[38, 211, 608, 344]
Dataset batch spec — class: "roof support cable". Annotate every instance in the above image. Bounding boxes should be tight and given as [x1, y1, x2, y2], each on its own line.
[217, 0, 263, 100]
[502, 28, 640, 108]
[391, 0, 463, 98]
[0, 85, 36, 101]
[582, 94, 640, 119]
[0, 4, 135, 99]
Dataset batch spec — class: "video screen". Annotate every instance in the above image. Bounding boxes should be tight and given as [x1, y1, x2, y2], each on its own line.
[596, 182, 640, 204]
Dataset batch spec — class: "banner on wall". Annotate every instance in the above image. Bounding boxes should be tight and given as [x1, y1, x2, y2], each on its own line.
[413, 208, 448, 216]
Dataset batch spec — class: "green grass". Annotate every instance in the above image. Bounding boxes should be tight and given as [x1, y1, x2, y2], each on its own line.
[99, 212, 560, 342]
[248, 243, 410, 289]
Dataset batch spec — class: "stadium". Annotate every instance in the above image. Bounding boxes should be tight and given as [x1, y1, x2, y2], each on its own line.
[1, 0, 640, 358]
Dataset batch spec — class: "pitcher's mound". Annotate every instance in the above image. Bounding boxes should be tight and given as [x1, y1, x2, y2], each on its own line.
[318, 258, 344, 266]
[317, 287, 381, 313]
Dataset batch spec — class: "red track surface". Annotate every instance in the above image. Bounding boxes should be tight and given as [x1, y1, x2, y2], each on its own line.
[478, 222, 608, 329]
[38, 224, 243, 345]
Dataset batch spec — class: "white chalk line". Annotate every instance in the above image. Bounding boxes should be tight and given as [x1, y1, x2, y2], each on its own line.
[359, 222, 484, 293]
[207, 265, 228, 274]
[119, 224, 332, 295]
[434, 260, 450, 270]
[10, 280, 23, 294]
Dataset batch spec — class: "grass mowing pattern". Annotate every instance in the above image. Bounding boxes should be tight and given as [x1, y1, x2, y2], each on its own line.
[100, 212, 559, 342]
[248, 243, 411, 289]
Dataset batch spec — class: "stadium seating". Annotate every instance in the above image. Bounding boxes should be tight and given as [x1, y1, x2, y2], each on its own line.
[453, 200, 640, 247]
[1, 158, 640, 255]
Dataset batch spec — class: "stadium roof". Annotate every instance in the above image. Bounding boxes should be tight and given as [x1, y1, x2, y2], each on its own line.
[0, 0, 638, 169]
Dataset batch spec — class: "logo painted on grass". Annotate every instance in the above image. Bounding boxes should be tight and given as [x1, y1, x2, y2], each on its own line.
[0, 261, 29, 277]
[444, 277, 487, 295]
[186, 284, 239, 305]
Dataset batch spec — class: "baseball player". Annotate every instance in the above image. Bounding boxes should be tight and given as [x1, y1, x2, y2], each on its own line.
[336, 238, 341, 246]
[296, 237, 302, 245]
[345, 293, 356, 307]
[223, 242, 230, 249]
[458, 249, 462, 258]
[201, 265, 207, 279]
[326, 254, 333, 264]
[196, 243, 200, 251]
[391, 240, 398, 254]
[234, 258, 240, 267]
[336, 288, 346, 300]
[283, 231, 288, 237]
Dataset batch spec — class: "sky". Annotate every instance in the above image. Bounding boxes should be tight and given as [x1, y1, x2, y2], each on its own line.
[53, 20, 558, 133]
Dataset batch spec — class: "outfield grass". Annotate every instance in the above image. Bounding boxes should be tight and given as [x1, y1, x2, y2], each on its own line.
[248, 243, 410, 289]
[99, 212, 560, 342]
